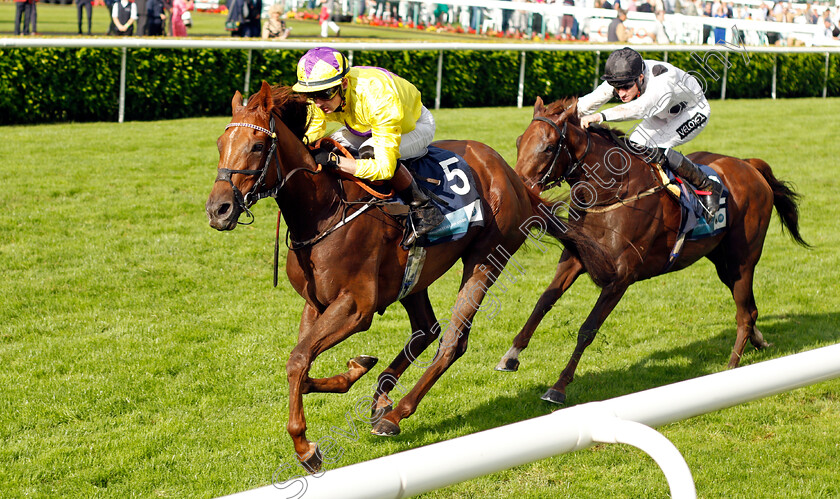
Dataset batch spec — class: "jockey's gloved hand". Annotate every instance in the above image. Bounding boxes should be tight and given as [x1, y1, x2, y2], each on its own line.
[312, 149, 340, 169]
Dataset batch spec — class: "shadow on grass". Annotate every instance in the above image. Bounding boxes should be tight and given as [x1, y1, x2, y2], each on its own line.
[405, 310, 840, 441]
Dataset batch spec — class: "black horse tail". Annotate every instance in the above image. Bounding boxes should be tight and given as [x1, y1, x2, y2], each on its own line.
[748, 158, 810, 248]
[523, 187, 617, 287]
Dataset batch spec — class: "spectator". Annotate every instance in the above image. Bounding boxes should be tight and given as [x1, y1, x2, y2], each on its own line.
[135, 0, 148, 35]
[109, 0, 138, 35]
[637, 0, 654, 13]
[713, 2, 727, 43]
[146, 0, 166, 35]
[607, 8, 630, 41]
[262, 2, 290, 39]
[650, 9, 671, 42]
[14, 0, 35, 35]
[238, 0, 262, 37]
[702, 0, 713, 43]
[170, 0, 193, 36]
[561, 0, 575, 39]
[320, 0, 340, 37]
[76, 0, 93, 35]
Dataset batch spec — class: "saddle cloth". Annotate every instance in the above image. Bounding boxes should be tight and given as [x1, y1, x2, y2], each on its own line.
[401, 146, 484, 246]
[654, 163, 730, 241]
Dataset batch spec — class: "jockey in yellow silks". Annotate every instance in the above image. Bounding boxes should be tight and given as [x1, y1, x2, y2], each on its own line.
[292, 47, 443, 246]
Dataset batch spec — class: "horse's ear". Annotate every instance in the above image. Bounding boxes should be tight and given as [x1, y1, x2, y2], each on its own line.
[231, 90, 244, 115]
[533, 96, 546, 117]
[255, 81, 274, 113]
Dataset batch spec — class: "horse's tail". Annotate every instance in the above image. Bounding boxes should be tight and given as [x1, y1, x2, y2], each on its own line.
[524, 187, 617, 286]
[748, 158, 810, 248]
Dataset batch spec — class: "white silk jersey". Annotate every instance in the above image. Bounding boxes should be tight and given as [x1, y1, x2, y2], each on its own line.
[305, 66, 425, 181]
[578, 60, 710, 148]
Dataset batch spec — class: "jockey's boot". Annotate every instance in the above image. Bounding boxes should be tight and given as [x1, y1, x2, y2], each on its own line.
[392, 164, 445, 247]
[665, 148, 723, 222]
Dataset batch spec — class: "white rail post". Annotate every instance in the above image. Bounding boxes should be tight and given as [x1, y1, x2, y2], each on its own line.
[118, 47, 127, 123]
[823, 52, 829, 98]
[243, 49, 253, 104]
[721, 51, 728, 100]
[771, 54, 777, 100]
[435, 50, 443, 110]
[517, 51, 526, 109]
[593, 50, 601, 90]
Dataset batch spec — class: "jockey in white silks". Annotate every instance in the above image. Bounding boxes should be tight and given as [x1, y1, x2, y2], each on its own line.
[577, 47, 723, 220]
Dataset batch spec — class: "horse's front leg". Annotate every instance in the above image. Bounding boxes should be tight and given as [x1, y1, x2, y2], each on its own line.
[496, 251, 584, 372]
[286, 297, 374, 472]
[542, 283, 628, 405]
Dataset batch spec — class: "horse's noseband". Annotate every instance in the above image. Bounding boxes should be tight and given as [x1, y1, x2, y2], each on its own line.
[531, 116, 589, 189]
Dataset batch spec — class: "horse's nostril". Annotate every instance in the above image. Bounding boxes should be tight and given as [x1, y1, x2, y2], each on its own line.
[218, 203, 231, 216]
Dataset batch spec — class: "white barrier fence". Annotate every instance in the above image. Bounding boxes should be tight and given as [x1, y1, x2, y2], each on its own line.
[2, 38, 839, 122]
[222, 342, 840, 499]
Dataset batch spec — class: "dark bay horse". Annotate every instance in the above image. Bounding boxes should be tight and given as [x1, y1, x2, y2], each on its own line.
[496, 97, 808, 404]
[205, 83, 614, 470]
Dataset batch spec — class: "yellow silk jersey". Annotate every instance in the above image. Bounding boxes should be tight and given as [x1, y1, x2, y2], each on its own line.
[304, 66, 424, 181]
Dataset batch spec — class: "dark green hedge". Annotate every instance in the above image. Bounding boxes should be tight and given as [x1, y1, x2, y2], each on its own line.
[1, 47, 837, 124]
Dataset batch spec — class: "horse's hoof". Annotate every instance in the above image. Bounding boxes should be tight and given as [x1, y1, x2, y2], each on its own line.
[541, 388, 566, 405]
[371, 417, 401, 437]
[350, 355, 378, 371]
[297, 445, 323, 473]
[495, 357, 520, 372]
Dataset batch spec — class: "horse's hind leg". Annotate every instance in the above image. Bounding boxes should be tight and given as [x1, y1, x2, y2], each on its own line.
[371, 258, 499, 437]
[496, 251, 584, 372]
[371, 290, 440, 417]
[709, 250, 769, 369]
[543, 283, 628, 404]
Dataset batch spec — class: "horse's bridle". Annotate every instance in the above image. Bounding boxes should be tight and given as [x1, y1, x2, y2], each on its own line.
[531, 116, 590, 189]
[215, 114, 319, 224]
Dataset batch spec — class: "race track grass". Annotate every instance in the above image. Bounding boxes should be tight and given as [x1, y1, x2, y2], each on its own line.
[1, 97, 839, 498]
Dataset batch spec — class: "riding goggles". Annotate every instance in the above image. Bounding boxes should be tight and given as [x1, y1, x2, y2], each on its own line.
[610, 80, 637, 91]
[306, 86, 341, 102]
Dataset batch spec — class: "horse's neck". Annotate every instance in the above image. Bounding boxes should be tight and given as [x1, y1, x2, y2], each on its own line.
[274, 126, 342, 240]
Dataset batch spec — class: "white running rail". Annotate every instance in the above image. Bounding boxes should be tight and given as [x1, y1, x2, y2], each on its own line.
[222, 342, 840, 499]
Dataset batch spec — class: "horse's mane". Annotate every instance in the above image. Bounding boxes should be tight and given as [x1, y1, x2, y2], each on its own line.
[544, 96, 630, 145]
[245, 85, 311, 141]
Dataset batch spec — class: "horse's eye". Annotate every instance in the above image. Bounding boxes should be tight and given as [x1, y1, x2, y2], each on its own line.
[252, 143, 264, 153]
[544, 145, 556, 154]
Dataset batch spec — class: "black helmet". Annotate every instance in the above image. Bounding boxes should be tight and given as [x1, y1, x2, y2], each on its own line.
[601, 47, 644, 86]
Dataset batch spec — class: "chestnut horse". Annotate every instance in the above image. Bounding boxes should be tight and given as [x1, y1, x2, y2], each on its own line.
[496, 97, 808, 404]
[205, 83, 614, 470]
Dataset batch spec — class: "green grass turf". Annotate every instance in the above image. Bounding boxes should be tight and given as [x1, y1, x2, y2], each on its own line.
[1, 97, 839, 498]
[0, 2, 501, 41]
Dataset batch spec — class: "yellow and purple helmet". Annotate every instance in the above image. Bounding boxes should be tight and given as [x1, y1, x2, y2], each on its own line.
[292, 47, 350, 93]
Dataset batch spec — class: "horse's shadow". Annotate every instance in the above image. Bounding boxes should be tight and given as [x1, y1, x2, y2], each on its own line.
[405, 311, 840, 440]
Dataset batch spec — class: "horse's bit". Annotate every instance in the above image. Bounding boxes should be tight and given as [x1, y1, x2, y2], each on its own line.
[531, 116, 590, 189]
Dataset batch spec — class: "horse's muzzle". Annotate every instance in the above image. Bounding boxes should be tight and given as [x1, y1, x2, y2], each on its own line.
[206, 195, 240, 231]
